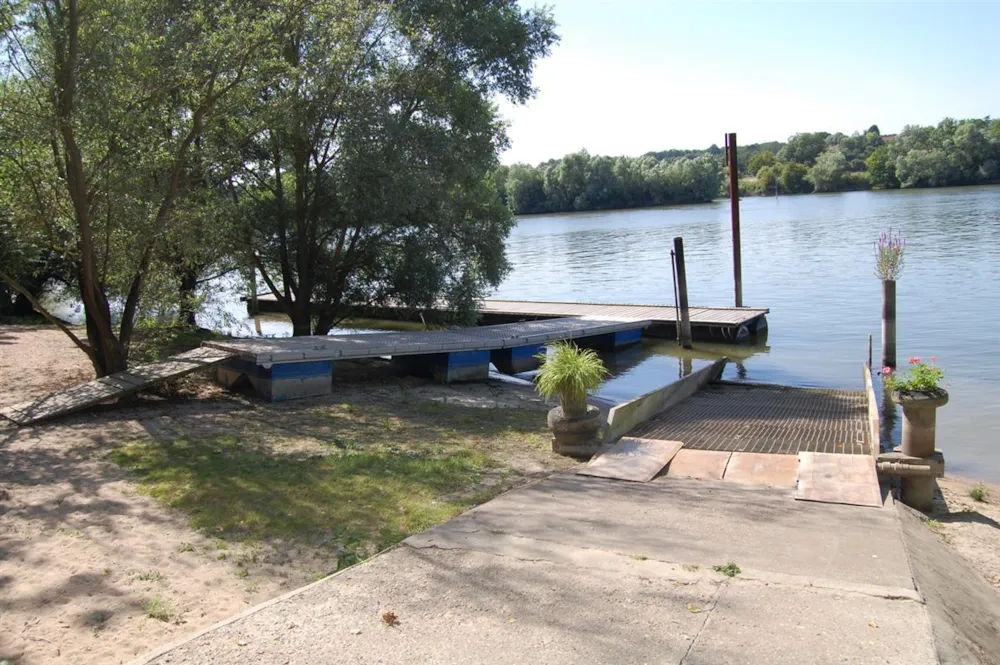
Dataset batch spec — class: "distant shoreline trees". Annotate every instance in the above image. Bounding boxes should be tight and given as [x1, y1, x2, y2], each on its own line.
[498, 117, 1000, 215]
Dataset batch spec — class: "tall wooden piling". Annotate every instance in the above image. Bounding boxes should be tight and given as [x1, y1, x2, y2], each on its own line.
[726, 132, 743, 308]
[673, 237, 693, 349]
[881, 280, 897, 369]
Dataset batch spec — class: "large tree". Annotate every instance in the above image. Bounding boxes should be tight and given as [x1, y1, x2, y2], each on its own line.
[0, 0, 285, 375]
[232, 0, 558, 336]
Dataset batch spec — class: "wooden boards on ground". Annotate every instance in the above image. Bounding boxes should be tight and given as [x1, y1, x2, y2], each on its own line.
[0, 347, 234, 426]
[577, 437, 683, 482]
[796, 452, 882, 508]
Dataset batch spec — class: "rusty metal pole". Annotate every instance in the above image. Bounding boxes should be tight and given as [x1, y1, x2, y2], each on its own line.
[673, 237, 693, 349]
[726, 132, 743, 307]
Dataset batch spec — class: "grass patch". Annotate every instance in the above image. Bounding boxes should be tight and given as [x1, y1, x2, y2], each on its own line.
[111, 402, 549, 562]
[970, 483, 990, 503]
[136, 571, 165, 582]
[630, 554, 648, 561]
[713, 562, 741, 578]
[177, 542, 194, 553]
[682, 563, 700, 572]
[143, 595, 172, 622]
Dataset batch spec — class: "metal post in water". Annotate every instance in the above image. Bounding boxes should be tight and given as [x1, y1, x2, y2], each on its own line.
[673, 237, 693, 349]
[868, 333, 873, 368]
[881, 280, 897, 369]
[726, 132, 743, 308]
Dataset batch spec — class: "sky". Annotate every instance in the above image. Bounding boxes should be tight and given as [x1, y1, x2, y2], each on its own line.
[497, 1, 1000, 165]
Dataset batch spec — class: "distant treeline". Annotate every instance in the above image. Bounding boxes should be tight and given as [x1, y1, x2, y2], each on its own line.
[496, 117, 1000, 214]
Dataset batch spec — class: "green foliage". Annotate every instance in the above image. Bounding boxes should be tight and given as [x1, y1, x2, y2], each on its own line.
[779, 132, 831, 165]
[500, 151, 724, 214]
[779, 162, 811, 193]
[866, 146, 898, 189]
[809, 147, 849, 192]
[233, 0, 556, 335]
[755, 165, 779, 192]
[143, 595, 173, 622]
[969, 483, 990, 503]
[713, 562, 741, 577]
[747, 150, 777, 176]
[884, 357, 944, 393]
[534, 342, 608, 416]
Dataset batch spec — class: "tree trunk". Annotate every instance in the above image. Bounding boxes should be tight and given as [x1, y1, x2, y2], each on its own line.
[178, 268, 199, 328]
[290, 301, 312, 337]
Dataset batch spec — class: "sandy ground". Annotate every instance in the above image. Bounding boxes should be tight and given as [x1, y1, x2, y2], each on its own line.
[0, 325, 569, 665]
[931, 476, 1000, 590]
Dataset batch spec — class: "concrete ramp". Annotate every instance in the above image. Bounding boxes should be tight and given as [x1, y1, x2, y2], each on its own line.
[0, 347, 234, 425]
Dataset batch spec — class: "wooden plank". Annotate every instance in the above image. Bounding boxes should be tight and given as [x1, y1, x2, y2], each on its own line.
[796, 452, 882, 508]
[577, 437, 683, 483]
[0, 347, 234, 426]
[723, 452, 799, 488]
[666, 449, 732, 480]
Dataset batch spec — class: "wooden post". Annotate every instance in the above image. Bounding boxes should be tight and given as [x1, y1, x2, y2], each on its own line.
[881, 280, 896, 369]
[726, 132, 743, 308]
[673, 237, 693, 349]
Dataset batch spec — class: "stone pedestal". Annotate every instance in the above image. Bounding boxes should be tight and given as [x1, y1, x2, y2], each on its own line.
[548, 405, 602, 458]
[893, 389, 949, 511]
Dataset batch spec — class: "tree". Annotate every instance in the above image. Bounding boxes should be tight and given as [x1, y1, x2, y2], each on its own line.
[779, 162, 810, 194]
[755, 165, 778, 193]
[779, 132, 830, 166]
[233, 0, 558, 336]
[0, 0, 283, 375]
[866, 146, 898, 189]
[809, 148, 849, 192]
[747, 151, 777, 177]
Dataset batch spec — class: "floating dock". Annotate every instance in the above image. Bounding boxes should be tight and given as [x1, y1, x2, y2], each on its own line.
[246, 295, 769, 342]
[206, 316, 649, 400]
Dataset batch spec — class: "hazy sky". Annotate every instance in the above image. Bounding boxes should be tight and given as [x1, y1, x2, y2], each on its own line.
[498, 1, 1000, 165]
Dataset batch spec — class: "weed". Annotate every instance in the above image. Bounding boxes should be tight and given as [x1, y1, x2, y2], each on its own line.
[143, 595, 172, 622]
[216, 552, 228, 561]
[178, 542, 194, 553]
[682, 563, 700, 572]
[713, 562, 741, 578]
[137, 571, 165, 582]
[235, 567, 249, 579]
[381, 610, 399, 626]
[102, 568, 113, 577]
[245, 581, 260, 593]
[63, 529, 84, 538]
[970, 483, 990, 503]
[630, 554, 648, 561]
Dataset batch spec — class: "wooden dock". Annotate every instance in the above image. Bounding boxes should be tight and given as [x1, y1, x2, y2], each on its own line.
[246, 295, 769, 342]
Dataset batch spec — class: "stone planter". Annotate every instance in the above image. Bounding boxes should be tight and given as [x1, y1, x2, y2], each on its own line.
[547, 405, 602, 459]
[892, 388, 948, 511]
[892, 388, 948, 458]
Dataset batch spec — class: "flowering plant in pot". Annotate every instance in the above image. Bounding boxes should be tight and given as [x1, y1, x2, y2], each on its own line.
[535, 342, 608, 458]
[884, 356, 946, 459]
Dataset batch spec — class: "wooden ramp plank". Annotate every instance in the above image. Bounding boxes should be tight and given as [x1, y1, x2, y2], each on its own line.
[796, 452, 882, 508]
[0, 346, 234, 426]
[666, 449, 732, 481]
[577, 437, 683, 483]
[723, 452, 799, 488]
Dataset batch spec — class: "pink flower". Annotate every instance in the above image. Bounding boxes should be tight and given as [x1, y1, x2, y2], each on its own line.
[882, 366, 892, 375]
[908, 356, 921, 365]
[930, 356, 938, 363]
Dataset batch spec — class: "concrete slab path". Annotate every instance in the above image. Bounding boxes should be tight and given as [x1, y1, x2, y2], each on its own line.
[132, 474, 940, 665]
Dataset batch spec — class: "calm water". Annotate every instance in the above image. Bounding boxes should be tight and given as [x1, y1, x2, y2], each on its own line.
[495, 186, 1000, 481]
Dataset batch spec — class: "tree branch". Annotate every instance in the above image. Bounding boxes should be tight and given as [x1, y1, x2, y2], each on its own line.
[0, 270, 94, 361]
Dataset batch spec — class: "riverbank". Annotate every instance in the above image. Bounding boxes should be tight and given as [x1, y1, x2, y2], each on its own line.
[0, 325, 575, 665]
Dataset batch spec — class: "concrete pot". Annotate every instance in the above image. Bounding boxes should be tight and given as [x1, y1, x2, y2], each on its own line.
[891, 388, 948, 512]
[547, 405, 602, 459]
[892, 388, 948, 458]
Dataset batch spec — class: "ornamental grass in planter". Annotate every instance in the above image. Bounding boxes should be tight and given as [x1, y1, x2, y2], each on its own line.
[534, 342, 608, 458]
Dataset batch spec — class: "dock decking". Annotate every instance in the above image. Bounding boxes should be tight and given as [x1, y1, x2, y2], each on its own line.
[205, 316, 650, 364]
[245, 295, 769, 342]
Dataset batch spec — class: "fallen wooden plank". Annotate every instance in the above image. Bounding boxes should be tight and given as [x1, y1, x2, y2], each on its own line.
[0, 346, 234, 426]
[796, 452, 882, 508]
[577, 437, 683, 483]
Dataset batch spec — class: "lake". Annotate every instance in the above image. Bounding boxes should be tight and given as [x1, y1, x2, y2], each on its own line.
[493, 186, 1000, 481]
